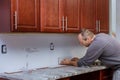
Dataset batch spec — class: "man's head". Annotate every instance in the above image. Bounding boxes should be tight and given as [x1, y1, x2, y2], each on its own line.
[78, 29, 95, 47]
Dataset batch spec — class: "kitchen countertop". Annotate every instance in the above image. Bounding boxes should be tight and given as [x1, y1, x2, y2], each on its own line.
[0, 65, 106, 80]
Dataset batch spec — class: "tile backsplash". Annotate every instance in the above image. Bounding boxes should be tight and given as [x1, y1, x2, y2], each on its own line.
[0, 33, 87, 73]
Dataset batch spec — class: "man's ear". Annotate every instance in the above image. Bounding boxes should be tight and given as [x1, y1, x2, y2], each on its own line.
[85, 37, 90, 41]
[82, 37, 87, 41]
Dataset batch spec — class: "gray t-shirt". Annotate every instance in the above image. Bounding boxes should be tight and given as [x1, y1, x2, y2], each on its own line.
[77, 33, 120, 69]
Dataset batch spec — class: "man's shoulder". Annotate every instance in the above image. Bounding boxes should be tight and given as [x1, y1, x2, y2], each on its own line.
[96, 33, 110, 39]
[93, 33, 110, 45]
[97, 33, 108, 36]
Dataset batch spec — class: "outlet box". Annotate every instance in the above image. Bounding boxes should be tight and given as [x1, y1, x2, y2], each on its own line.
[1, 44, 7, 54]
[50, 42, 54, 50]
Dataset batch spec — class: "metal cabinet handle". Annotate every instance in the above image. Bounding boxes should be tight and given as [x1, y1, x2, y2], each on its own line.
[96, 20, 99, 32]
[62, 16, 65, 31]
[65, 16, 68, 31]
[98, 20, 101, 32]
[14, 11, 17, 29]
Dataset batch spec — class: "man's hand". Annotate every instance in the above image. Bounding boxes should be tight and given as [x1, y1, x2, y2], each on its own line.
[60, 57, 79, 66]
[60, 58, 71, 65]
[71, 57, 79, 61]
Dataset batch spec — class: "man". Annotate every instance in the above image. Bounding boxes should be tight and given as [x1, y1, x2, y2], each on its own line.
[60, 29, 120, 80]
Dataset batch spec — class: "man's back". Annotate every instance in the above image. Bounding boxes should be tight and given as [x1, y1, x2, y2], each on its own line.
[92, 33, 120, 69]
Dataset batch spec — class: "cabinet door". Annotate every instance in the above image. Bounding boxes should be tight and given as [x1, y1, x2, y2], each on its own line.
[64, 0, 81, 33]
[81, 0, 96, 33]
[11, 0, 40, 32]
[57, 78, 70, 80]
[71, 71, 100, 80]
[0, 0, 10, 32]
[96, 0, 109, 33]
[100, 69, 113, 80]
[0, 78, 9, 80]
[41, 0, 64, 32]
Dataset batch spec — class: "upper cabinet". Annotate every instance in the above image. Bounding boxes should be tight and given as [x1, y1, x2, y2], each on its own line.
[64, 0, 81, 33]
[81, 0, 96, 33]
[8, 0, 109, 33]
[81, 0, 109, 34]
[41, 0, 63, 32]
[96, 0, 109, 33]
[0, 0, 11, 32]
[11, 0, 40, 32]
[41, 0, 81, 33]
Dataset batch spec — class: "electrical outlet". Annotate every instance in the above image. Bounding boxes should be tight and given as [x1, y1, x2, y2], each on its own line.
[50, 42, 54, 50]
[1, 44, 7, 54]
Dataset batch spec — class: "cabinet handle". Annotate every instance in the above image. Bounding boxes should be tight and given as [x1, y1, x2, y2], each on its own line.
[96, 20, 99, 32]
[98, 20, 101, 32]
[14, 11, 17, 29]
[62, 16, 65, 31]
[65, 16, 68, 31]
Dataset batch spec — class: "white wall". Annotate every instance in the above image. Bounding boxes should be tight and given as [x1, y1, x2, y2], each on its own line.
[109, 0, 120, 40]
[109, 0, 116, 35]
[0, 33, 86, 73]
[116, 0, 120, 39]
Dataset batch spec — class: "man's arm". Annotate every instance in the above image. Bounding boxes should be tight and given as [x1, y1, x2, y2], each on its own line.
[60, 58, 79, 66]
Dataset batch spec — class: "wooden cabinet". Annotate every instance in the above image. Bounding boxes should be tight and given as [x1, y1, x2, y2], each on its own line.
[41, 0, 81, 33]
[41, 0, 63, 32]
[58, 78, 70, 80]
[0, 0, 11, 32]
[96, 0, 109, 33]
[70, 71, 100, 80]
[81, 0, 109, 33]
[11, 0, 40, 32]
[9, 0, 109, 33]
[63, 0, 81, 33]
[0, 78, 9, 80]
[100, 69, 113, 80]
[81, 0, 96, 33]
[58, 68, 113, 80]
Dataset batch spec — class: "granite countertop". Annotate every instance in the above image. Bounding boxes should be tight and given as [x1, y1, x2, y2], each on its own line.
[0, 65, 106, 80]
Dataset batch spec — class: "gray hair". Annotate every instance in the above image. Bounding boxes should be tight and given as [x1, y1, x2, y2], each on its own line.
[80, 29, 94, 40]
